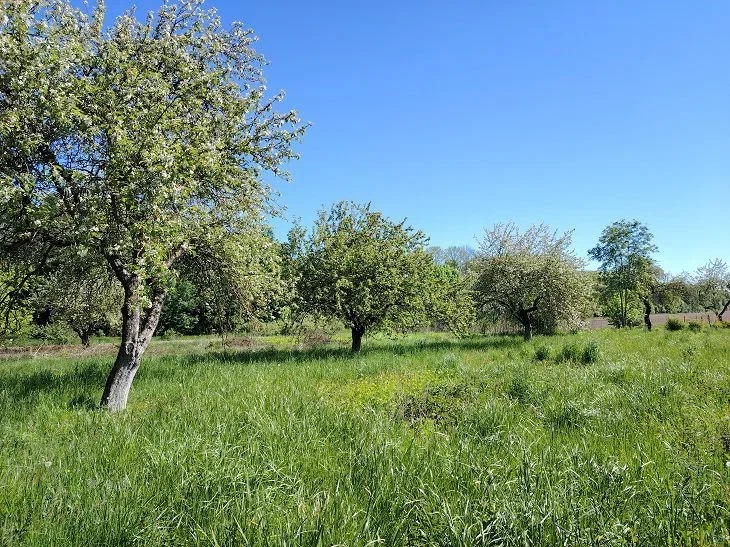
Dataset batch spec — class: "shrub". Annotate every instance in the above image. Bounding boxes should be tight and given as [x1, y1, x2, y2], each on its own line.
[158, 328, 181, 340]
[398, 383, 469, 424]
[557, 342, 582, 363]
[29, 323, 77, 345]
[687, 320, 704, 332]
[505, 375, 531, 404]
[714, 320, 729, 329]
[665, 318, 685, 331]
[581, 341, 600, 364]
[534, 345, 551, 362]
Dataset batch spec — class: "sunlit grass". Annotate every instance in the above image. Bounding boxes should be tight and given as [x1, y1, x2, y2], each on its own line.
[1, 329, 729, 544]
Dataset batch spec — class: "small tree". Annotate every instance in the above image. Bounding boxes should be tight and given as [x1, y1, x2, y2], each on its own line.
[31, 250, 123, 346]
[296, 202, 466, 352]
[695, 259, 730, 321]
[427, 245, 476, 273]
[473, 223, 590, 340]
[588, 220, 657, 328]
[1, 0, 305, 409]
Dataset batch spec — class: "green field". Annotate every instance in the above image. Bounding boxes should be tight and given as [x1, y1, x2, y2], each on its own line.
[1, 329, 729, 545]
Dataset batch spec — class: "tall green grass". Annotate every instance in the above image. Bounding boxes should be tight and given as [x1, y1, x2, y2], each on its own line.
[1, 329, 729, 544]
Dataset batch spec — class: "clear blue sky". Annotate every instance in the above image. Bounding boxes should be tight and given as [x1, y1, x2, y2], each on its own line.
[104, 0, 729, 274]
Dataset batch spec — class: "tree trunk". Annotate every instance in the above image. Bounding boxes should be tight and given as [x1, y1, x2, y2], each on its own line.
[100, 282, 166, 411]
[100, 348, 141, 411]
[80, 330, 91, 347]
[517, 309, 533, 341]
[719, 300, 730, 322]
[351, 327, 364, 352]
[643, 297, 652, 331]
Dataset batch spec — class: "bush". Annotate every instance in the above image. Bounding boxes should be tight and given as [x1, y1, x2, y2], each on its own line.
[687, 320, 704, 332]
[29, 322, 77, 345]
[534, 345, 551, 362]
[158, 328, 181, 340]
[714, 320, 729, 329]
[398, 383, 469, 424]
[665, 318, 685, 331]
[555, 341, 599, 365]
[581, 341, 600, 364]
[505, 375, 531, 404]
[557, 342, 582, 363]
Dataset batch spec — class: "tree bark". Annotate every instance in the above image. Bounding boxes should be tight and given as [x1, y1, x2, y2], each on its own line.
[100, 283, 166, 411]
[643, 297, 652, 331]
[351, 327, 365, 352]
[719, 300, 730, 322]
[517, 309, 533, 341]
[100, 349, 141, 411]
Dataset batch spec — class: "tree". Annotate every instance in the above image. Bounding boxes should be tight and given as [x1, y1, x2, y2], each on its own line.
[427, 245, 476, 272]
[1, 0, 305, 410]
[295, 202, 465, 352]
[695, 259, 730, 321]
[31, 249, 123, 346]
[635, 261, 665, 331]
[588, 220, 657, 328]
[473, 223, 591, 340]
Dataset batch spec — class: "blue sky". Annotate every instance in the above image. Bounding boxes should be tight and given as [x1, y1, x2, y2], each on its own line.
[103, 0, 729, 274]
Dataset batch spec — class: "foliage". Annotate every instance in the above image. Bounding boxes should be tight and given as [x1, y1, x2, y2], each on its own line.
[295, 201, 470, 350]
[473, 223, 591, 339]
[581, 340, 600, 363]
[601, 291, 643, 328]
[665, 318, 685, 331]
[30, 249, 123, 345]
[427, 245, 475, 272]
[588, 220, 657, 328]
[687, 320, 704, 332]
[556, 342, 582, 363]
[423, 262, 475, 334]
[534, 345, 551, 361]
[26, 322, 78, 345]
[695, 259, 730, 321]
[554, 340, 600, 364]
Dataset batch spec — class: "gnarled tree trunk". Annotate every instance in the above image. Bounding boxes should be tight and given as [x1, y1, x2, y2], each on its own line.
[719, 300, 730, 322]
[100, 279, 167, 411]
[517, 309, 533, 341]
[351, 326, 365, 352]
[643, 297, 652, 331]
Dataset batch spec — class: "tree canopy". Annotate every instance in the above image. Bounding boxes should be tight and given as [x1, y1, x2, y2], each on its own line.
[695, 259, 730, 321]
[295, 201, 471, 351]
[588, 220, 657, 328]
[473, 223, 591, 340]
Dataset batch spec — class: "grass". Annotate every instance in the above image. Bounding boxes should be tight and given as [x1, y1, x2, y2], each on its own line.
[1, 329, 729, 545]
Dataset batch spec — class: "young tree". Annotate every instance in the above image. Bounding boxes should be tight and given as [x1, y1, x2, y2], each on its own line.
[427, 245, 476, 272]
[31, 250, 123, 346]
[695, 259, 730, 321]
[588, 220, 657, 328]
[296, 202, 466, 352]
[473, 223, 591, 340]
[0, 0, 305, 409]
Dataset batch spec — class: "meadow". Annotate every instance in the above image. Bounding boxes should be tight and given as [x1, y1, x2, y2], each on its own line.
[1, 328, 729, 545]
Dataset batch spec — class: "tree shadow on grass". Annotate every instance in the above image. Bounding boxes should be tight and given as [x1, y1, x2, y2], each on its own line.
[0, 362, 108, 411]
[179, 334, 525, 368]
[0, 335, 525, 407]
